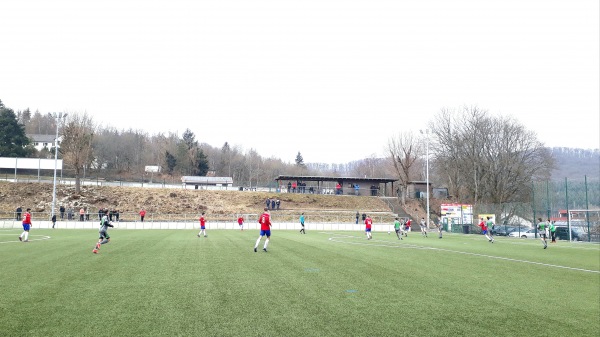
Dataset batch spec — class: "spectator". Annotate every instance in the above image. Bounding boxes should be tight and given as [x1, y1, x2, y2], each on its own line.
[115, 209, 120, 222]
[140, 208, 146, 222]
[16, 206, 22, 221]
[51, 213, 56, 229]
[60, 205, 65, 220]
[85, 207, 90, 221]
[292, 181, 297, 193]
[336, 183, 342, 195]
[355, 211, 360, 224]
[271, 198, 276, 210]
[98, 207, 104, 220]
[265, 198, 271, 210]
[276, 199, 280, 210]
[80, 207, 85, 221]
[354, 184, 360, 196]
[67, 207, 74, 220]
[287, 182, 292, 193]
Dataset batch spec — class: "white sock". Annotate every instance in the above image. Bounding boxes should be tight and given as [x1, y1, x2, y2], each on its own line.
[24, 232, 29, 241]
[264, 238, 270, 249]
[255, 237, 261, 248]
[20, 232, 25, 238]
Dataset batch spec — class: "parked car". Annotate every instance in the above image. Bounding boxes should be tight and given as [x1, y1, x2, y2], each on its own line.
[493, 226, 525, 236]
[554, 226, 586, 241]
[508, 228, 537, 239]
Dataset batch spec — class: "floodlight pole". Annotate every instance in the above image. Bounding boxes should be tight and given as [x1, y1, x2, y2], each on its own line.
[420, 129, 430, 229]
[51, 112, 67, 221]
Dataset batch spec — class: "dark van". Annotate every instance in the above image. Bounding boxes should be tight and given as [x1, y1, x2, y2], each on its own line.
[554, 226, 586, 241]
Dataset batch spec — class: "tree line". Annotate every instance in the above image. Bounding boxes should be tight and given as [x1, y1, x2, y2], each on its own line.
[4, 99, 580, 218]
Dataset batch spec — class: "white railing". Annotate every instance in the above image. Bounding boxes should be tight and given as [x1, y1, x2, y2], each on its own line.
[0, 219, 399, 232]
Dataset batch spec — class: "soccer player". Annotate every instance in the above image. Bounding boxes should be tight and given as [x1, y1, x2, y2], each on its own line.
[486, 216, 495, 243]
[394, 217, 402, 240]
[198, 212, 207, 237]
[364, 214, 373, 240]
[437, 221, 443, 239]
[254, 208, 272, 252]
[237, 215, 244, 231]
[478, 217, 493, 243]
[299, 213, 306, 234]
[549, 220, 556, 243]
[420, 217, 428, 237]
[93, 210, 113, 254]
[405, 218, 411, 236]
[19, 208, 32, 242]
[537, 218, 548, 249]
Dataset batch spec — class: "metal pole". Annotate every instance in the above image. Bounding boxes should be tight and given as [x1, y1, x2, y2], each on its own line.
[585, 175, 590, 242]
[565, 177, 570, 241]
[420, 129, 430, 229]
[51, 113, 61, 220]
[532, 181, 537, 238]
[426, 130, 430, 230]
[546, 180, 550, 221]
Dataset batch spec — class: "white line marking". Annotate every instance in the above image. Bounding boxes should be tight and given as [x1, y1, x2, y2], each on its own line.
[0, 234, 51, 244]
[324, 233, 600, 274]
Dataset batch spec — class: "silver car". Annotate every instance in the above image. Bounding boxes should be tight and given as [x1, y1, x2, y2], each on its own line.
[508, 228, 538, 239]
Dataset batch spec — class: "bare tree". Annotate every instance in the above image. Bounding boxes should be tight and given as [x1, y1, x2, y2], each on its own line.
[387, 131, 421, 205]
[60, 113, 96, 194]
[431, 106, 554, 220]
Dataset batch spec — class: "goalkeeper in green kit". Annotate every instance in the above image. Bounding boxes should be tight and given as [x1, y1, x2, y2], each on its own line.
[93, 209, 114, 254]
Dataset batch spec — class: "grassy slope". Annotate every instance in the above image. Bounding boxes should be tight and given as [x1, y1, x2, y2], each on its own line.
[0, 229, 598, 337]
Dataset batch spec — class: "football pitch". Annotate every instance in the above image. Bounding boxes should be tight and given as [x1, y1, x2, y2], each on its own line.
[1, 228, 598, 337]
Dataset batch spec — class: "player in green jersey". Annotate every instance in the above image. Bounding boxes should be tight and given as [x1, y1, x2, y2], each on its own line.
[394, 217, 403, 240]
[537, 218, 548, 249]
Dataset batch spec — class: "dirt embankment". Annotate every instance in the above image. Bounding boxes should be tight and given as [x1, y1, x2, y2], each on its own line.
[0, 182, 395, 218]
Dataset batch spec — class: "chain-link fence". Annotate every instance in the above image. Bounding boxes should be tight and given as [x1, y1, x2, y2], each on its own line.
[470, 176, 600, 242]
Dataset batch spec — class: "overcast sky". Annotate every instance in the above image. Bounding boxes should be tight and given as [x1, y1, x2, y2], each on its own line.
[1, 0, 598, 164]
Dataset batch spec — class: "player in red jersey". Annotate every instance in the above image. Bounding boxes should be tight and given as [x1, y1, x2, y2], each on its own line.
[404, 218, 411, 237]
[364, 214, 373, 240]
[478, 217, 492, 242]
[19, 208, 32, 242]
[254, 208, 272, 252]
[237, 215, 244, 231]
[197, 212, 207, 237]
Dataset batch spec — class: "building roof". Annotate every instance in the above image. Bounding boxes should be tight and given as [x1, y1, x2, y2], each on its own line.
[181, 176, 233, 184]
[27, 134, 56, 143]
[275, 175, 397, 184]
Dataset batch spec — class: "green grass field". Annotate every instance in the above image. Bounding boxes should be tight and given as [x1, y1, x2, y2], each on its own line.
[1, 228, 598, 337]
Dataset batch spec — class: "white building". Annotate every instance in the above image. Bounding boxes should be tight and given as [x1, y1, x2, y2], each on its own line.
[27, 134, 62, 152]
